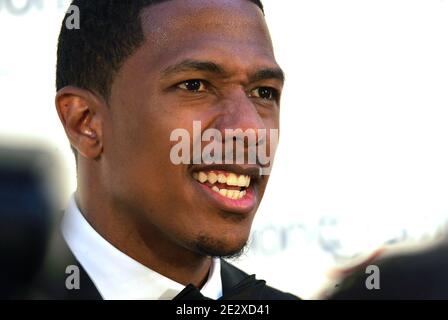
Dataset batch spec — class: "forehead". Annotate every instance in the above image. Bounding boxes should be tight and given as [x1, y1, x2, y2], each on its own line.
[137, 0, 276, 73]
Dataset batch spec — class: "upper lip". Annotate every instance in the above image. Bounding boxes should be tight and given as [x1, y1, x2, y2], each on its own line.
[188, 164, 262, 180]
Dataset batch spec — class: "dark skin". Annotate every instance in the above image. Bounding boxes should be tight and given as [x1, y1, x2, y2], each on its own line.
[56, 0, 284, 288]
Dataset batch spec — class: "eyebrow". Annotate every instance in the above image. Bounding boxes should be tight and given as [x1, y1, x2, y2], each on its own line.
[161, 59, 285, 84]
[161, 60, 226, 77]
[249, 68, 285, 84]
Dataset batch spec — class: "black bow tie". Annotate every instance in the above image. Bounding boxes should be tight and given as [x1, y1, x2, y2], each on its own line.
[173, 275, 267, 300]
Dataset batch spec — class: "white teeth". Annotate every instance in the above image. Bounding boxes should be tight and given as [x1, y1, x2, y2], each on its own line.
[227, 173, 238, 186]
[192, 171, 250, 200]
[208, 172, 218, 184]
[193, 171, 251, 189]
[237, 175, 247, 187]
[215, 189, 247, 200]
[218, 174, 227, 184]
[187, 183, 248, 200]
[198, 172, 208, 183]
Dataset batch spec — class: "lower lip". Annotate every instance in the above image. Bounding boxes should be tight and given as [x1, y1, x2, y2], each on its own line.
[193, 180, 258, 214]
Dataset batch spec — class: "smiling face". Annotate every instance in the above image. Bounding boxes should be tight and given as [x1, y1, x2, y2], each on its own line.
[101, 0, 283, 257]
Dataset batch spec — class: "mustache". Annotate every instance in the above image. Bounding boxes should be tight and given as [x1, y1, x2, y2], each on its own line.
[191, 138, 270, 166]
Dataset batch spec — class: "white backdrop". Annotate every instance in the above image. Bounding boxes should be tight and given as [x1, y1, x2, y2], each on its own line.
[1, 0, 448, 299]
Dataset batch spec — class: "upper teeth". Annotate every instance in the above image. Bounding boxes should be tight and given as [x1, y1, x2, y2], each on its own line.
[193, 171, 251, 188]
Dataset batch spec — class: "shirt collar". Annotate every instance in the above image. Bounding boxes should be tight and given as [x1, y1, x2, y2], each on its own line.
[61, 196, 223, 300]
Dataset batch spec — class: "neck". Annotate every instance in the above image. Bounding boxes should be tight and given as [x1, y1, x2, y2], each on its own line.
[76, 172, 212, 288]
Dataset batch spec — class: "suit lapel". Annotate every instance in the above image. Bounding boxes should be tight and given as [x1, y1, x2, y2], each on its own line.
[220, 259, 251, 295]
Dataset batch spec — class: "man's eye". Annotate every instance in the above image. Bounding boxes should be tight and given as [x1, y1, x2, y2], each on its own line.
[177, 79, 207, 92]
[250, 87, 279, 101]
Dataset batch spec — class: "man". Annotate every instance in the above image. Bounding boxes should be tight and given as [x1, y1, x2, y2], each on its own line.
[37, 0, 298, 300]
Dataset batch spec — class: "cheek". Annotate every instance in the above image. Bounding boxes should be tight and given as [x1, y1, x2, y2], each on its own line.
[103, 109, 195, 212]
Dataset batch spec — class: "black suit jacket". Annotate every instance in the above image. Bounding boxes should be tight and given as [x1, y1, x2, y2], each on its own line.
[26, 229, 299, 300]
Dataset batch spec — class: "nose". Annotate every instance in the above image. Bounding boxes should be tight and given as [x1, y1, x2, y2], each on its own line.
[210, 90, 271, 166]
[214, 90, 266, 143]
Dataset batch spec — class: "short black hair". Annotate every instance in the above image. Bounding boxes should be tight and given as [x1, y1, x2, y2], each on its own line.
[56, 0, 264, 99]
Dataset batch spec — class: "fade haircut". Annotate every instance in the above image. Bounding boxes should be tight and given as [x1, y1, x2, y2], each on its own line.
[56, 0, 264, 99]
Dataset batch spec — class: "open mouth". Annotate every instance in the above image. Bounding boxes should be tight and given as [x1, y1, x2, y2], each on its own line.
[192, 171, 251, 200]
[189, 165, 260, 213]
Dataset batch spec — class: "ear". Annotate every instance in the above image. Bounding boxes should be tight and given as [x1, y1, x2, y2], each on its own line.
[55, 86, 105, 160]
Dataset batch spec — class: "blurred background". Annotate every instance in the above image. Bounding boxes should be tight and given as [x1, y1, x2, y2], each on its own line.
[0, 0, 448, 299]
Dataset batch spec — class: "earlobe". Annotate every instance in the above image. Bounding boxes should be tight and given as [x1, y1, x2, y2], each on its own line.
[55, 86, 105, 160]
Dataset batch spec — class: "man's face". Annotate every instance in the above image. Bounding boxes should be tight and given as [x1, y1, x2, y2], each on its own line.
[102, 0, 283, 257]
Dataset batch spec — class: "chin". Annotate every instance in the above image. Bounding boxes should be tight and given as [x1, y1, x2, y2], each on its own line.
[193, 233, 249, 259]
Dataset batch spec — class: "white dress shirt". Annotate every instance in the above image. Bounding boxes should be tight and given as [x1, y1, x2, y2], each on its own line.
[61, 196, 223, 300]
